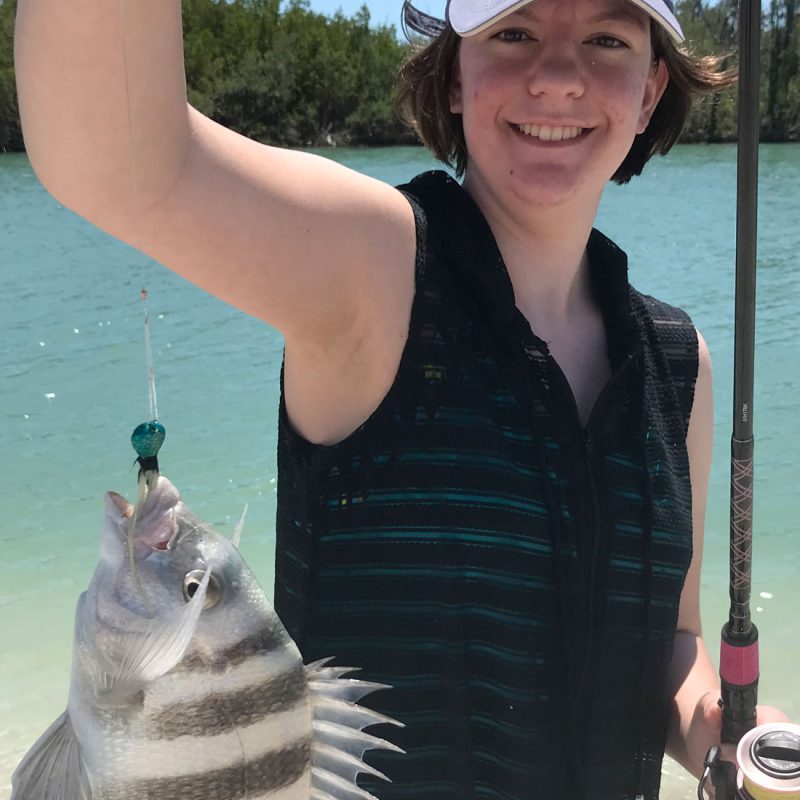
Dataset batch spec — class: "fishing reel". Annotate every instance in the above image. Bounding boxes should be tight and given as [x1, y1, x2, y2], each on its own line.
[699, 723, 800, 800]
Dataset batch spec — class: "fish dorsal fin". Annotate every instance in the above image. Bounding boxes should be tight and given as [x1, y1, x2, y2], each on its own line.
[306, 659, 404, 800]
[11, 711, 92, 800]
[231, 502, 248, 549]
[86, 569, 211, 705]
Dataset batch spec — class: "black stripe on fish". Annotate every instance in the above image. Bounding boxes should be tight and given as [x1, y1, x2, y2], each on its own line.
[178, 624, 292, 672]
[101, 738, 311, 800]
[148, 661, 307, 739]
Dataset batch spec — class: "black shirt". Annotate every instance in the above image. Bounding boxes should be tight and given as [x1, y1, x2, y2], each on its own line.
[275, 171, 699, 800]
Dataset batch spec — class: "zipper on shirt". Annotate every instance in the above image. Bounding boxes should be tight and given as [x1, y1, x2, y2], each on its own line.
[578, 347, 641, 665]
[543, 346, 641, 792]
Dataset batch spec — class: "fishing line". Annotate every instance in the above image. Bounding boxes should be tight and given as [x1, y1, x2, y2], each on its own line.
[141, 287, 159, 423]
[114, 0, 166, 491]
[114, 0, 167, 601]
[129, 288, 167, 596]
[115, 0, 143, 257]
[130, 289, 165, 493]
[742, 782, 800, 800]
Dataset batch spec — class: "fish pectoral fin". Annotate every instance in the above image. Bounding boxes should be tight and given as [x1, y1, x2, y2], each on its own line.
[11, 711, 92, 800]
[94, 569, 211, 705]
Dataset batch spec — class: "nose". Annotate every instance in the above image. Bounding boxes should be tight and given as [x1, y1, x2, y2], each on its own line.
[526, 42, 585, 99]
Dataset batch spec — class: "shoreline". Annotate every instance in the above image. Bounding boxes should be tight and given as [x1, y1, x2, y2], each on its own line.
[3, 138, 800, 159]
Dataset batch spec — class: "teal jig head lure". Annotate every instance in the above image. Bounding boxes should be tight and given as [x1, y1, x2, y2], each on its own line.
[131, 287, 164, 493]
[128, 288, 166, 590]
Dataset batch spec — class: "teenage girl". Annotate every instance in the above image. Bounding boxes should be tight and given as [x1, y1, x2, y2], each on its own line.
[14, 0, 786, 796]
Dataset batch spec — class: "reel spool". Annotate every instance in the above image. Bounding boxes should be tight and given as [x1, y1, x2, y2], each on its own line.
[700, 725, 800, 800]
[737, 723, 800, 800]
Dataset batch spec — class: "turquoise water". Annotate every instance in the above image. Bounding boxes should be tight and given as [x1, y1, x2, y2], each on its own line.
[1, 144, 799, 798]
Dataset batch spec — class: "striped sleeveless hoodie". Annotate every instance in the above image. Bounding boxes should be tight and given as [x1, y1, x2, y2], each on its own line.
[274, 171, 699, 800]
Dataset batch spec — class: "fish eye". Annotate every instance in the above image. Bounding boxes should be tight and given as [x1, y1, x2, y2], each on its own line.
[183, 569, 222, 609]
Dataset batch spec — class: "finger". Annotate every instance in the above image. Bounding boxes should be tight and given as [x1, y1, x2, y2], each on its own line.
[756, 705, 791, 725]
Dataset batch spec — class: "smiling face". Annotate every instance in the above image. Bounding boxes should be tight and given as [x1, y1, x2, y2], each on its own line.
[449, 0, 669, 214]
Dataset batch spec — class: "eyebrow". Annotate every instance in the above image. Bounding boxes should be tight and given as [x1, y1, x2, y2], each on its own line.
[513, 5, 649, 31]
[583, 8, 650, 30]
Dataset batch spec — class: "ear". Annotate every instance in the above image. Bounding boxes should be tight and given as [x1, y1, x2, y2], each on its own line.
[637, 59, 669, 134]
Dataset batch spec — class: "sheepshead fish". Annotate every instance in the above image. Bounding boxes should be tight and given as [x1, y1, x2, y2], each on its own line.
[11, 476, 401, 800]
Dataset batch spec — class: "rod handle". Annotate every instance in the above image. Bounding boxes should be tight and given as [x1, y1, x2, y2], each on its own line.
[720, 624, 759, 744]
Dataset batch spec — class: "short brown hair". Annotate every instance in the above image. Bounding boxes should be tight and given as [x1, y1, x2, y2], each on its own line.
[396, 22, 737, 184]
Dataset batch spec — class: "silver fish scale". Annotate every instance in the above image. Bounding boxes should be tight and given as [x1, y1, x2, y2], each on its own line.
[69, 641, 315, 796]
[147, 660, 308, 739]
[96, 740, 312, 800]
[177, 622, 292, 673]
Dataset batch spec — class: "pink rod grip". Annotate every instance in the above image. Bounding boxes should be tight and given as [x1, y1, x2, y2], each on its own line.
[720, 640, 760, 685]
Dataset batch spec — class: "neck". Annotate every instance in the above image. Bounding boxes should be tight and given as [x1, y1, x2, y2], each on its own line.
[462, 170, 602, 330]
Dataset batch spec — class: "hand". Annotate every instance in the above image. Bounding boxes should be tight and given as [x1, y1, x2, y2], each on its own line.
[691, 693, 790, 799]
[693, 690, 790, 766]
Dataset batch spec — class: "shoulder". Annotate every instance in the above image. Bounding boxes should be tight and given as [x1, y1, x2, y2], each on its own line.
[394, 170, 474, 252]
[631, 287, 694, 332]
[396, 169, 462, 207]
[631, 287, 706, 378]
[631, 288, 702, 436]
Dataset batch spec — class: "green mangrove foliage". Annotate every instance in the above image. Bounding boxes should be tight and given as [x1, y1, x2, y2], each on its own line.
[180, 0, 415, 146]
[679, 0, 799, 142]
[0, 0, 20, 150]
[0, 0, 798, 153]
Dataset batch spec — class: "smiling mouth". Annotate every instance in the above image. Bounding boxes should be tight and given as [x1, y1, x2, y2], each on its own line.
[515, 123, 588, 142]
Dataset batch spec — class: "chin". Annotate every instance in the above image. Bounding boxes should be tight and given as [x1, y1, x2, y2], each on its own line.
[504, 164, 585, 209]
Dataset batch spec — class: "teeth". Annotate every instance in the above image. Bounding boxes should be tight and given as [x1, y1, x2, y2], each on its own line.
[517, 124, 583, 141]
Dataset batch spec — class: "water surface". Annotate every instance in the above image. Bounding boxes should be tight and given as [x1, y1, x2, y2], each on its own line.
[1, 144, 799, 798]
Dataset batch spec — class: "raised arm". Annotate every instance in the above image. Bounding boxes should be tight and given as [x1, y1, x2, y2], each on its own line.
[15, 0, 417, 443]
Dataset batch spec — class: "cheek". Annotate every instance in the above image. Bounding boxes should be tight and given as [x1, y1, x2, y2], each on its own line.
[601, 70, 650, 130]
[459, 54, 519, 108]
[459, 63, 520, 147]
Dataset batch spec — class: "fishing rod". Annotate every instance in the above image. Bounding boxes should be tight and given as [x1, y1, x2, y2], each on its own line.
[698, 1, 800, 798]
[722, 0, 762, 745]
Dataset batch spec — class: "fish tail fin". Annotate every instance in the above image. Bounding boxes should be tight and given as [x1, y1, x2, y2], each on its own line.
[11, 711, 92, 800]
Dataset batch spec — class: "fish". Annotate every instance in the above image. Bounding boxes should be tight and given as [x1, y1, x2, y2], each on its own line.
[11, 475, 402, 800]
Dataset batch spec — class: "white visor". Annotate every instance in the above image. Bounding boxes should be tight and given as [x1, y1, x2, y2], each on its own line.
[446, 0, 685, 44]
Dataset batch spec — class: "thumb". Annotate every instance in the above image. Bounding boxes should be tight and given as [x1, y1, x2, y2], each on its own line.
[697, 692, 739, 766]
[698, 691, 723, 729]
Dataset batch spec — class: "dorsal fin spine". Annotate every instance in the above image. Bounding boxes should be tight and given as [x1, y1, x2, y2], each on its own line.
[306, 660, 404, 800]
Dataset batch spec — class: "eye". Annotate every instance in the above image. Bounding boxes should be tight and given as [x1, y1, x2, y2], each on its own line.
[183, 569, 222, 609]
[494, 28, 531, 43]
[589, 35, 627, 48]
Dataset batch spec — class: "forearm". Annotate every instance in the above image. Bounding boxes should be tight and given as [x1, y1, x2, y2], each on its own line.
[15, 0, 189, 221]
[665, 629, 720, 778]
